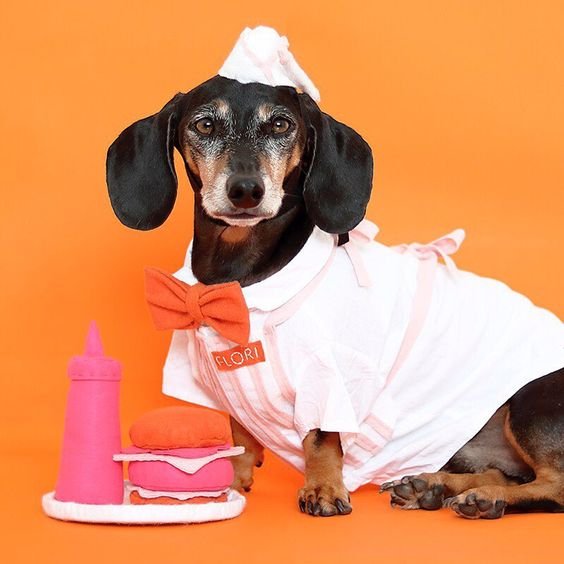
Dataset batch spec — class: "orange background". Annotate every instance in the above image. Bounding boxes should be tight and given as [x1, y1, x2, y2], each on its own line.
[1, 1, 563, 562]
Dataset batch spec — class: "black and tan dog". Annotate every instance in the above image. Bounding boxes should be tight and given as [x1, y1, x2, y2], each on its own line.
[107, 76, 564, 519]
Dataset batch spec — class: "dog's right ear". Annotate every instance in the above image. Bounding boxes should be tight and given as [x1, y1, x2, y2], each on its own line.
[106, 93, 184, 230]
[298, 93, 373, 235]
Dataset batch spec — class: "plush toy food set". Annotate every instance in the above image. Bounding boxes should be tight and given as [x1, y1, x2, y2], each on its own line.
[42, 322, 245, 524]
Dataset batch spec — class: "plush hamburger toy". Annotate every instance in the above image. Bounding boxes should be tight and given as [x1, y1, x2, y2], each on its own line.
[114, 406, 244, 506]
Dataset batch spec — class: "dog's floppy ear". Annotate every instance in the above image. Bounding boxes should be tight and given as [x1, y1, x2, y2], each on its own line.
[106, 93, 184, 230]
[299, 94, 373, 234]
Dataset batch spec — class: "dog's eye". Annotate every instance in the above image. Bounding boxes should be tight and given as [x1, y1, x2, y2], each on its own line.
[194, 118, 214, 136]
[271, 117, 292, 135]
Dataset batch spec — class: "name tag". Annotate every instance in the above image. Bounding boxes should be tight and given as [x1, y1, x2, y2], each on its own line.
[211, 341, 266, 372]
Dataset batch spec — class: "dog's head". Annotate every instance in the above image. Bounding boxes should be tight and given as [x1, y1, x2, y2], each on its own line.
[106, 76, 373, 234]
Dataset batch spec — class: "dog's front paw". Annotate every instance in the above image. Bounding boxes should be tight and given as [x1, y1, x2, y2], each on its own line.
[298, 482, 352, 517]
[380, 475, 445, 510]
[231, 452, 257, 493]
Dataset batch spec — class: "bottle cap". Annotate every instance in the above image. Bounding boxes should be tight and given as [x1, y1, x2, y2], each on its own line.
[67, 321, 122, 381]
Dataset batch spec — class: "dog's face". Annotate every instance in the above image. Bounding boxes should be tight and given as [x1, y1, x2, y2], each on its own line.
[107, 75, 373, 235]
[176, 78, 306, 227]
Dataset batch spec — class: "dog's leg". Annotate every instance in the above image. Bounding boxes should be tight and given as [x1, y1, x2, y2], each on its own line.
[446, 368, 564, 519]
[298, 430, 352, 516]
[380, 469, 516, 510]
[445, 470, 564, 519]
[230, 416, 264, 492]
[380, 405, 524, 510]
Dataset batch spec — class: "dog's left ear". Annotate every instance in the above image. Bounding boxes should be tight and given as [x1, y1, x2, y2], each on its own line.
[106, 93, 184, 230]
[298, 94, 373, 234]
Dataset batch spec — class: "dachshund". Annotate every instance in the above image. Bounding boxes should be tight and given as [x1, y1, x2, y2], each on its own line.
[106, 75, 564, 519]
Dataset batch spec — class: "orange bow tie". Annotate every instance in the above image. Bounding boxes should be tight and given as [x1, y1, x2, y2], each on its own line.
[144, 268, 250, 345]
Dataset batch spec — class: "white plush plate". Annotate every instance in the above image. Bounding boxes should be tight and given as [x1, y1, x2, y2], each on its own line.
[42, 486, 246, 525]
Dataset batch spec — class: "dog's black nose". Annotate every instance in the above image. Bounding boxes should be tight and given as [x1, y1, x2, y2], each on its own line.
[227, 176, 265, 209]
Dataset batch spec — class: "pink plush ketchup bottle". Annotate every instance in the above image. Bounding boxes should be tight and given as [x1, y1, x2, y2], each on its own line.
[54, 321, 124, 504]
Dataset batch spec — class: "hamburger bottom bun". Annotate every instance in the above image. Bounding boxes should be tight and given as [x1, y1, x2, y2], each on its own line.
[129, 490, 229, 505]
[128, 458, 234, 492]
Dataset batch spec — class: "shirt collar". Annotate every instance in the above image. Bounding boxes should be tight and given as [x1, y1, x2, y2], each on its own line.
[173, 227, 337, 312]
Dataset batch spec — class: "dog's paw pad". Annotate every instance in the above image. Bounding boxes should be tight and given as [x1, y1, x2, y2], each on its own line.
[446, 491, 507, 519]
[380, 476, 445, 510]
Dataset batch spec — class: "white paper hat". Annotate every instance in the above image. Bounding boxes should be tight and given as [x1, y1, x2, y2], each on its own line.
[218, 26, 320, 102]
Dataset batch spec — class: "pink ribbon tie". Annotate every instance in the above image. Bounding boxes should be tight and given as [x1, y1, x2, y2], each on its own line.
[350, 219, 380, 243]
[393, 228, 465, 274]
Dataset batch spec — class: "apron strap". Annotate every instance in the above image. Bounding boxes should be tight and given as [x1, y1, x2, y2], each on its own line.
[343, 219, 381, 287]
[386, 228, 466, 384]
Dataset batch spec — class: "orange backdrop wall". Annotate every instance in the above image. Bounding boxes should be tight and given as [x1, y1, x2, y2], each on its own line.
[1, 1, 563, 561]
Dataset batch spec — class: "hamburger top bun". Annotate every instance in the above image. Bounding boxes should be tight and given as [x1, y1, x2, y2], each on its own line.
[130, 406, 231, 449]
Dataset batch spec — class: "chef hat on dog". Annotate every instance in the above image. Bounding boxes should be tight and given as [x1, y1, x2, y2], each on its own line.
[218, 26, 320, 102]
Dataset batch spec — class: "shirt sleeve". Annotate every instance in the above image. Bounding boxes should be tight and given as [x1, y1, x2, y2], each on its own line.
[162, 330, 223, 410]
[293, 344, 360, 441]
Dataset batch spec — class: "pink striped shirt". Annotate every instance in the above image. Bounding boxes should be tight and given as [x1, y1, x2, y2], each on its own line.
[162, 220, 564, 489]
